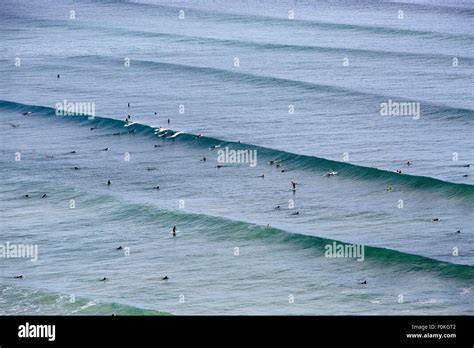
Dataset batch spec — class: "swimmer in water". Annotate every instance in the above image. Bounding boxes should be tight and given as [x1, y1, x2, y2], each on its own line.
[275, 205, 281, 210]
[153, 186, 160, 190]
[200, 157, 206, 162]
[100, 277, 108, 282]
[163, 276, 169, 280]
[90, 127, 97, 131]
[14, 275, 23, 279]
[406, 161, 411, 166]
[57, 74, 60, 78]
[107, 180, 111, 186]
[359, 280, 367, 285]
[258, 174, 264, 178]
[432, 218, 439, 222]
[167, 119, 170, 125]
[41, 194, 47, 198]
[291, 211, 300, 215]
[455, 230, 461, 234]
[25, 194, 29, 198]
[172, 226, 177, 237]
[103, 147, 109, 151]
[69, 151, 76, 154]
[116, 246, 123, 250]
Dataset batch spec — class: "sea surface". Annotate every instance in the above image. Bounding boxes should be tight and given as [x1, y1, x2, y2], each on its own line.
[0, 0, 473, 315]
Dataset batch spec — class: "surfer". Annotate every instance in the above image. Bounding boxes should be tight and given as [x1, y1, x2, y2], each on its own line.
[258, 174, 264, 178]
[291, 211, 300, 215]
[432, 218, 439, 222]
[100, 277, 108, 281]
[406, 161, 411, 166]
[116, 246, 123, 250]
[128, 102, 130, 108]
[172, 226, 177, 237]
[107, 180, 111, 186]
[386, 185, 392, 192]
[163, 276, 169, 280]
[216, 165, 224, 168]
[24, 194, 29, 198]
[168, 119, 170, 125]
[69, 151, 76, 154]
[275, 205, 281, 210]
[200, 157, 206, 162]
[291, 181, 297, 190]
[153, 186, 160, 190]
[396, 169, 402, 174]
[22, 112, 32, 116]
[359, 280, 367, 285]
[455, 230, 461, 234]
[41, 194, 47, 198]
[57, 74, 60, 78]
[73, 166, 80, 170]
[90, 127, 97, 131]
[14, 275, 23, 279]
[103, 147, 109, 151]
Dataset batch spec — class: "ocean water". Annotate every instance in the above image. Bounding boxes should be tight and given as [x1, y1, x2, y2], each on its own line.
[0, 0, 473, 315]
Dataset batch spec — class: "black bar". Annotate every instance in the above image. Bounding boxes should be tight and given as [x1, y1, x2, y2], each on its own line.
[0, 315, 472, 346]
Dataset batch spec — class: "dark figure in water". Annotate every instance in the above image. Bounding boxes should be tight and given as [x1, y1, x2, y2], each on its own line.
[455, 230, 461, 234]
[275, 205, 281, 210]
[172, 226, 177, 237]
[14, 275, 23, 279]
[25, 194, 29, 198]
[406, 161, 411, 166]
[153, 186, 160, 190]
[281, 169, 286, 173]
[116, 246, 123, 250]
[128, 103, 130, 108]
[103, 147, 109, 151]
[432, 218, 439, 222]
[73, 167, 80, 170]
[163, 276, 169, 280]
[90, 127, 97, 131]
[359, 280, 367, 285]
[154, 112, 157, 116]
[57, 74, 60, 78]
[167, 119, 170, 125]
[291, 211, 300, 215]
[41, 194, 47, 198]
[200, 157, 206, 162]
[216, 165, 224, 169]
[258, 174, 264, 178]
[100, 277, 108, 282]
[107, 180, 111, 186]
[291, 181, 297, 190]
[69, 151, 76, 154]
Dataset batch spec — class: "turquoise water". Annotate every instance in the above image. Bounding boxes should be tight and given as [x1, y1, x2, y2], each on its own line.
[0, 0, 473, 315]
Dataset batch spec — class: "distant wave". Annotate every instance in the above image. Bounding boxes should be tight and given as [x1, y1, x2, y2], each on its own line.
[109, 0, 474, 40]
[65, 54, 474, 120]
[1, 99, 472, 199]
